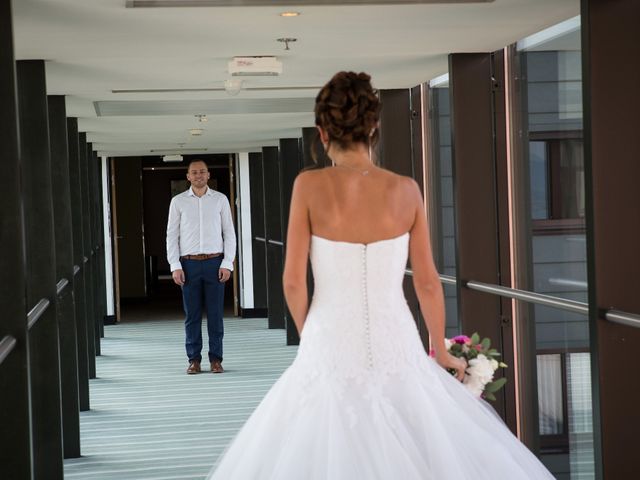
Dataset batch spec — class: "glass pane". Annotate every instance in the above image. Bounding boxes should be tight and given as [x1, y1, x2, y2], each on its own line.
[430, 84, 459, 337]
[515, 17, 595, 479]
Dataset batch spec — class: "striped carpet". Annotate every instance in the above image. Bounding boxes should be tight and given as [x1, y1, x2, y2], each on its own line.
[64, 317, 297, 480]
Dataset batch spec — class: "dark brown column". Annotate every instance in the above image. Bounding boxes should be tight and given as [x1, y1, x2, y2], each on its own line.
[48, 95, 81, 458]
[17, 58, 64, 480]
[67, 117, 91, 411]
[279, 138, 303, 345]
[0, 1, 32, 477]
[79, 133, 97, 379]
[248, 152, 268, 314]
[262, 146, 285, 329]
[582, 0, 640, 477]
[378, 89, 413, 176]
[448, 53, 515, 427]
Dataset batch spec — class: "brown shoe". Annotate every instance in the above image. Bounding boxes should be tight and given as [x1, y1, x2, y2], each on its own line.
[211, 360, 224, 374]
[187, 360, 201, 374]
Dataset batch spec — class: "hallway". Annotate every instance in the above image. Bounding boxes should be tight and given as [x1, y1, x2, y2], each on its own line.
[63, 317, 297, 480]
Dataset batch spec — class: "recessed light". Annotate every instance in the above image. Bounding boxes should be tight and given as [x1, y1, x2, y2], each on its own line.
[189, 128, 203, 136]
[279, 11, 300, 17]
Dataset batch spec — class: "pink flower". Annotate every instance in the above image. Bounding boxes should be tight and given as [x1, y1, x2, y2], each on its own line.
[475, 344, 483, 351]
[452, 335, 471, 345]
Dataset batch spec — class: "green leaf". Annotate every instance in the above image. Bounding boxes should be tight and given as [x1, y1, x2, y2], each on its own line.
[471, 333, 480, 345]
[485, 377, 508, 393]
[489, 351, 502, 357]
[481, 338, 491, 350]
[484, 391, 496, 401]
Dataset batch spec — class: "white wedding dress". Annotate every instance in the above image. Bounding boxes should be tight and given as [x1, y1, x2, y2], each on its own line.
[208, 233, 554, 479]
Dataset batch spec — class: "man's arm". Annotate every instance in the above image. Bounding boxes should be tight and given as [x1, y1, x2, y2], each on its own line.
[219, 196, 236, 272]
[166, 198, 182, 273]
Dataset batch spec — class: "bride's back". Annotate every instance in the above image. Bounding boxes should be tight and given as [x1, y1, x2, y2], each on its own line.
[304, 166, 416, 245]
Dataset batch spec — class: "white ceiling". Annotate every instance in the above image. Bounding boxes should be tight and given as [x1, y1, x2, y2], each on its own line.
[12, 0, 579, 157]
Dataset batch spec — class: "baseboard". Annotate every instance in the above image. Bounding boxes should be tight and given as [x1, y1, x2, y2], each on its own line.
[240, 307, 268, 318]
[104, 315, 116, 325]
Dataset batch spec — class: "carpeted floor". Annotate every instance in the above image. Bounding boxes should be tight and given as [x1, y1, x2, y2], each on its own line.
[63, 316, 297, 480]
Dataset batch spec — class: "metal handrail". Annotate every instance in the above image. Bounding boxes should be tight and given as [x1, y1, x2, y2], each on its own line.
[56, 278, 69, 295]
[73, 265, 80, 275]
[465, 280, 589, 315]
[268, 240, 284, 246]
[0, 335, 17, 365]
[254, 236, 266, 242]
[27, 298, 51, 330]
[605, 310, 640, 329]
[405, 270, 457, 286]
[431, 274, 640, 329]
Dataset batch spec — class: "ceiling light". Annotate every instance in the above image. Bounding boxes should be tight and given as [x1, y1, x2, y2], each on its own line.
[277, 38, 297, 51]
[189, 128, 203, 136]
[224, 78, 243, 96]
[279, 12, 300, 17]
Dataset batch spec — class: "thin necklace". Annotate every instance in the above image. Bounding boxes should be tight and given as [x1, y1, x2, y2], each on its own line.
[334, 163, 370, 176]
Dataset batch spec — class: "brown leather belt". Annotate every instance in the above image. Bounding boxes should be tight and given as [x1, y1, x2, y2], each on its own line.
[181, 253, 222, 260]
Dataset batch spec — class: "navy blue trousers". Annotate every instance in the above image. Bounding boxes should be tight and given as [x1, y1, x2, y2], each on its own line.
[181, 257, 225, 363]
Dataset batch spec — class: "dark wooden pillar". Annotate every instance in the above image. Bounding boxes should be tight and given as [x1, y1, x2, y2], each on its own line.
[0, 1, 32, 476]
[582, 1, 640, 477]
[279, 138, 302, 345]
[449, 53, 515, 426]
[67, 117, 90, 411]
[249, 152, 268, 315]
[79, 133, 97, 378]
[378, 89, 413, 176]
[17, 59, 64, 480]
[262, 146, 285, 329]
[87, 144, 102, 355]
[48, 95, 81, 458]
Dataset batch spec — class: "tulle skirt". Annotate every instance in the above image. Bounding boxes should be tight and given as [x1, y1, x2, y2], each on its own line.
[206, 354, 554, 480]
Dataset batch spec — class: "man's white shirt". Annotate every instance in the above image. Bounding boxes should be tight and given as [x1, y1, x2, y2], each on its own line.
[166, 187, 236, 272]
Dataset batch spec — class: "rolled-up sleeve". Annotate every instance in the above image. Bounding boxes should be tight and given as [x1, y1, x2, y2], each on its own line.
[220, 196, 236, 271]
[166, 198, 182, 272]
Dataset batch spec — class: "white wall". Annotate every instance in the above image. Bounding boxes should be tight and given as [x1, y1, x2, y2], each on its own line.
[237, 152, 254, 309]
[102, 156, 115, 316]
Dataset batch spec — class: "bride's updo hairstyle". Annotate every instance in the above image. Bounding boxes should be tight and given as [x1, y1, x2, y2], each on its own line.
[314, 71, 381, 153]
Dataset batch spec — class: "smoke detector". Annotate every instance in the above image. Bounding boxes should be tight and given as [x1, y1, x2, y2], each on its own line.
[228, 56, 282, 76]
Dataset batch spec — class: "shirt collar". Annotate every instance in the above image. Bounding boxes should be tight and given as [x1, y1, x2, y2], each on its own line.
[188, 186, 213, 197]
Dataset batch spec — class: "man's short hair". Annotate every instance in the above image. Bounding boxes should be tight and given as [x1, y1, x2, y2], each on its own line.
[187, 159, 208, 170]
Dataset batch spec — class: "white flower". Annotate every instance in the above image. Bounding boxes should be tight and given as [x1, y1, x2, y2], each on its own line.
[463, 354, 496, 396]
[490, 358, 499, 371]
[444, 338, 453, 351]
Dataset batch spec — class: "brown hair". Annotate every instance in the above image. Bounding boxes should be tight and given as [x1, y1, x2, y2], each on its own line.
[314, 71, 381, 153]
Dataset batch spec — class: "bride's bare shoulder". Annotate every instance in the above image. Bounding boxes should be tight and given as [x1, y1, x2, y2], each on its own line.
[296, 168, 331, 185]
[380, 169, 421, 197]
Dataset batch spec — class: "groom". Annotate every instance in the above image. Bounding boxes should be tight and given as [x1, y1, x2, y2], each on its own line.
[166, 159, 236, 374]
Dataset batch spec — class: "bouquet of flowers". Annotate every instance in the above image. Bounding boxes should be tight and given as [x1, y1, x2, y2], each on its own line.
[431, 333, 508, 401]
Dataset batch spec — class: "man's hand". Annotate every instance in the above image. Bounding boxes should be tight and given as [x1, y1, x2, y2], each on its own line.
[218, 268, 231, 283]
[172, 269, 185, 286]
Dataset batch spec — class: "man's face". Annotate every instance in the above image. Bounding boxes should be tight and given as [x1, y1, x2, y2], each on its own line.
[187, 162, 210, 188]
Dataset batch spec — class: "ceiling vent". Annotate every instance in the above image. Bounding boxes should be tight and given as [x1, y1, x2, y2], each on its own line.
[162, 154, 184, 162]
[228, 56, 282, 76]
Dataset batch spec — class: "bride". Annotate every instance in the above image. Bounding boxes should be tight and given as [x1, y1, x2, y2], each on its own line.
[207, 71, 554, 479]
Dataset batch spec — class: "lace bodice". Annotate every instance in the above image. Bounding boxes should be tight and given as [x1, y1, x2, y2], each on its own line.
[295, 233, 427, 382]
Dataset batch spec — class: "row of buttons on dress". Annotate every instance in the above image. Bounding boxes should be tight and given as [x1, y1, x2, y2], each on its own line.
[362, 245, 374, 369]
